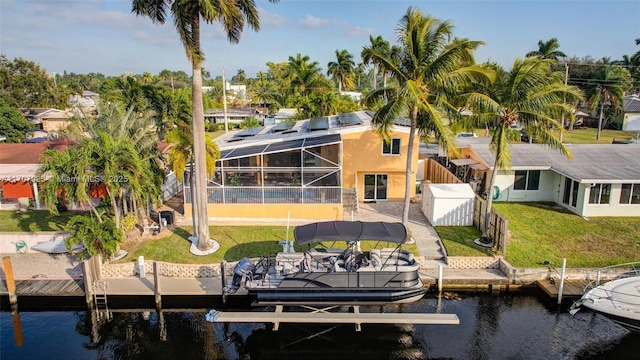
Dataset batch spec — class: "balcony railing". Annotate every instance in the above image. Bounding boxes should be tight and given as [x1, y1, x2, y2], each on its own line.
[184, 186, 342, 205]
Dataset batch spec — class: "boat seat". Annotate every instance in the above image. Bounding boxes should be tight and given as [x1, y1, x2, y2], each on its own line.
[369, 249, 381, 269]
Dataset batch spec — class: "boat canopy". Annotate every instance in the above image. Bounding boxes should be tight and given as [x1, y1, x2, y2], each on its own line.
[294, 221, 409, 245]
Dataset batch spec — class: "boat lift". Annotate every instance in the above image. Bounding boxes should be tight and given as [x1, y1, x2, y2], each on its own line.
[206, 304, 460, 332]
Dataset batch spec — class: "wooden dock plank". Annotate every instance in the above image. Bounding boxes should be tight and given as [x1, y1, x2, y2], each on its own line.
[537, 279, 585, 297]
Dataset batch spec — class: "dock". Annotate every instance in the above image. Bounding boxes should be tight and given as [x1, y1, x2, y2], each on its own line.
[536, 279, 586, 298]
[206, 304, 460, 331]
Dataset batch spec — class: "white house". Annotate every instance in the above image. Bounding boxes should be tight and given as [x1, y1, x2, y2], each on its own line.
[456, 137, 640, 217]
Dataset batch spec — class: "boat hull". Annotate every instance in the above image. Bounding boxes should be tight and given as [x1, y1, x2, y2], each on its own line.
[249, 269, 426, 305]
[578, 276, 640, 334]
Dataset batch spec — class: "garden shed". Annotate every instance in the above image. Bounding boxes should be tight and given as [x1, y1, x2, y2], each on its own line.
[421, 183, 475, 226]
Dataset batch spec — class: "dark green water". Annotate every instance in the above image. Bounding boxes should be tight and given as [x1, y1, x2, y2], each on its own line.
[1, 293, 638, 360]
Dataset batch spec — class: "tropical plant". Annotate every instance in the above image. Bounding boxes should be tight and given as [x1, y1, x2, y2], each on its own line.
[240, 116, 261, 129]
[364, 7, 494, 225]
[584, 65, 631, 139]
[327, 49, 355, 92]
[251, 71, 276, 107]
[287, 53, 326, 96]
[0, 55, 65, 108]
[65, 214, 123, 260]
[526, 38, 567, 61]
[462, 57, 583, 244]
[132, 0, 279, 252]
[361, 35, 387, 90]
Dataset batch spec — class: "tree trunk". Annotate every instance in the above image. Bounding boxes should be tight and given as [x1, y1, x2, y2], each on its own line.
[191, 20, 211, 251]
[483, 151, 500, 243]
[372, 64, 377, 90]
[402, 105, 418, 225]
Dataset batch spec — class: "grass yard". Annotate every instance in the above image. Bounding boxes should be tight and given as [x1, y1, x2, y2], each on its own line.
[435, 226, 492, 257]
[119, 225, 419, 264]
[493, 202, 640, 268]
[0, 210, 82, 232]
[558, 128, 635, 144]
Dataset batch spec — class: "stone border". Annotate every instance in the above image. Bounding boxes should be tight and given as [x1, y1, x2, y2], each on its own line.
[102, 260, 223, 278]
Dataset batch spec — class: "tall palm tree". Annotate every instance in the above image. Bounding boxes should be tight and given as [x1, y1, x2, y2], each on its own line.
[287, 53, 324, 96]
[585, 66, 631, 140]
[463, 58, 583, 244]
[327, 49, 355, 92]
[526, 38, 567, 61]
[166, 123, 220, 233]
[365, 7, 494, 225]
[361, 35, 387, 90]
[252, 71, 276, 107]
[132, 0, 278, 252]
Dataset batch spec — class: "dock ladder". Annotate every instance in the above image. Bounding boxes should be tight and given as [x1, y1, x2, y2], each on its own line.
[93, 279, 111, 321]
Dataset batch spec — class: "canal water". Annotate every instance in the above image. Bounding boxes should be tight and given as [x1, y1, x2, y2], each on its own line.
[1, 292, 638, 360]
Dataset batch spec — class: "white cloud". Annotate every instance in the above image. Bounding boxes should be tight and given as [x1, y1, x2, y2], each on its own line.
[299, 15, 329, 29]
[259, 8, 287, 27]
[342, 24, 374, 37]
[132, 30, 178, 45]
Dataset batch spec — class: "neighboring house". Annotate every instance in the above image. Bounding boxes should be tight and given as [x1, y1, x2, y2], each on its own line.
[0, 140, 70, 209]
[182, 111, 419, 221]
[615, 94, 640, 132]
[204, 108, 265, 125]
[68, 90, 99, 109]
[455, 137, 640, 217]
[22, 108, 80, 134]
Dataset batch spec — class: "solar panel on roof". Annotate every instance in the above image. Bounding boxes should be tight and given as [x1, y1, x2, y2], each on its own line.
[264, 139, 304, 153]
[339, 113, 363, 126]
[272, 122, 295, 132]
[394, 118, 411, 127]
[309, 117, 329, 131]
[235, 126, 264, 137]
[303, 134, 341, 147]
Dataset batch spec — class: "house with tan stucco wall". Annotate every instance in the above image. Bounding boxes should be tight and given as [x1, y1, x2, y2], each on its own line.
[181, 111, 419, 221]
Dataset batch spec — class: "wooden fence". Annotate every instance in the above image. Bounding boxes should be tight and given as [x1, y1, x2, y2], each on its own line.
[473, 195, 509, 255]
[425, 158, 463, 184]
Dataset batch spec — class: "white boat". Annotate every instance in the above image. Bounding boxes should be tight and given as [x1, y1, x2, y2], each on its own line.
[571, 263, 640, 333]
[31, 240, 69, 254]
[227, 221, 427, 306]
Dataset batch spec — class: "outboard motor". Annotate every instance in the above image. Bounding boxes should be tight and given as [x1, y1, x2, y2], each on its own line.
[226, 257, 255, 293]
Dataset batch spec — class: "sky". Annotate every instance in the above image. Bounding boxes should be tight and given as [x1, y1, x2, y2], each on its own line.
[1, 0, 639, 79]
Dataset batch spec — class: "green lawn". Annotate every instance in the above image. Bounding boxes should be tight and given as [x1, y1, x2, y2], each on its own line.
[435, 226, 492, 257]
[558, 128, 635, 144]
[0, 210, 82, 232]
[120, 225, 418, 264]
[493, 202, 640, 268]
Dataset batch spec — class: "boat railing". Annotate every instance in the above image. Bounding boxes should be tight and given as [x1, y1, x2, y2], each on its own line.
[583, 262, 640, 291]
[592, 285, 640, 311]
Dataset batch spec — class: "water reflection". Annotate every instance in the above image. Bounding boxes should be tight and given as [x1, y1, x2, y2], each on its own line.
[1, 293, 638, 360]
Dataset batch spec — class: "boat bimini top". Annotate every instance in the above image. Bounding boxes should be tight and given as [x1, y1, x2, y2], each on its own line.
[294, 221, 410, 245]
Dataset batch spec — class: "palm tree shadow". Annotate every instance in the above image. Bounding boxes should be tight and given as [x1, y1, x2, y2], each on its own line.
[223, 241, 284, 262]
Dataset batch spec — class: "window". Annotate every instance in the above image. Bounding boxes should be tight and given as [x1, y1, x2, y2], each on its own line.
[513, 170, 540, 190]
[588, 183, 611, 204]
[382, 138, 401, 155]
[620, 184, 640, 204]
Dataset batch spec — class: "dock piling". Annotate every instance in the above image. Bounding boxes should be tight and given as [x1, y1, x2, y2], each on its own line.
[557, 258, 567, 304]
[82, 259, 95, 309]
[438, 264, 443, 293]
[2, 256, 18, 313]
[221, 260, 228, 306]
[154, 261, 161, 311]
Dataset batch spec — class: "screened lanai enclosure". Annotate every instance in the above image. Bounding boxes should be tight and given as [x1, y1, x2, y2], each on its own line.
[184, 134, 342, 205]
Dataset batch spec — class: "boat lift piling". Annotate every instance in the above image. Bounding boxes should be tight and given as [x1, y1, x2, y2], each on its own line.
[438, 264, 444, 293]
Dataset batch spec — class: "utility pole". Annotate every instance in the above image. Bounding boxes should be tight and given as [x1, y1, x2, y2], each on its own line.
[560, 63, 568, 143]
[222, 68, 229, 133]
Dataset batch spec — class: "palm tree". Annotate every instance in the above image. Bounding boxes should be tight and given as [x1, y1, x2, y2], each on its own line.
[287, 53, 324, 96]
[65, 214, 123, 260]
[132, 0, 278, 252]
[526, 38, 567, 61]
[361, 35, 387, 90]
[165, 123, 220, 234]
[252, 71, 276, 107]
[585, 66, 631, 140]
[463, 58, 583, 245]
[364, 7, 494, 225]
[327, 49, 355, 92]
